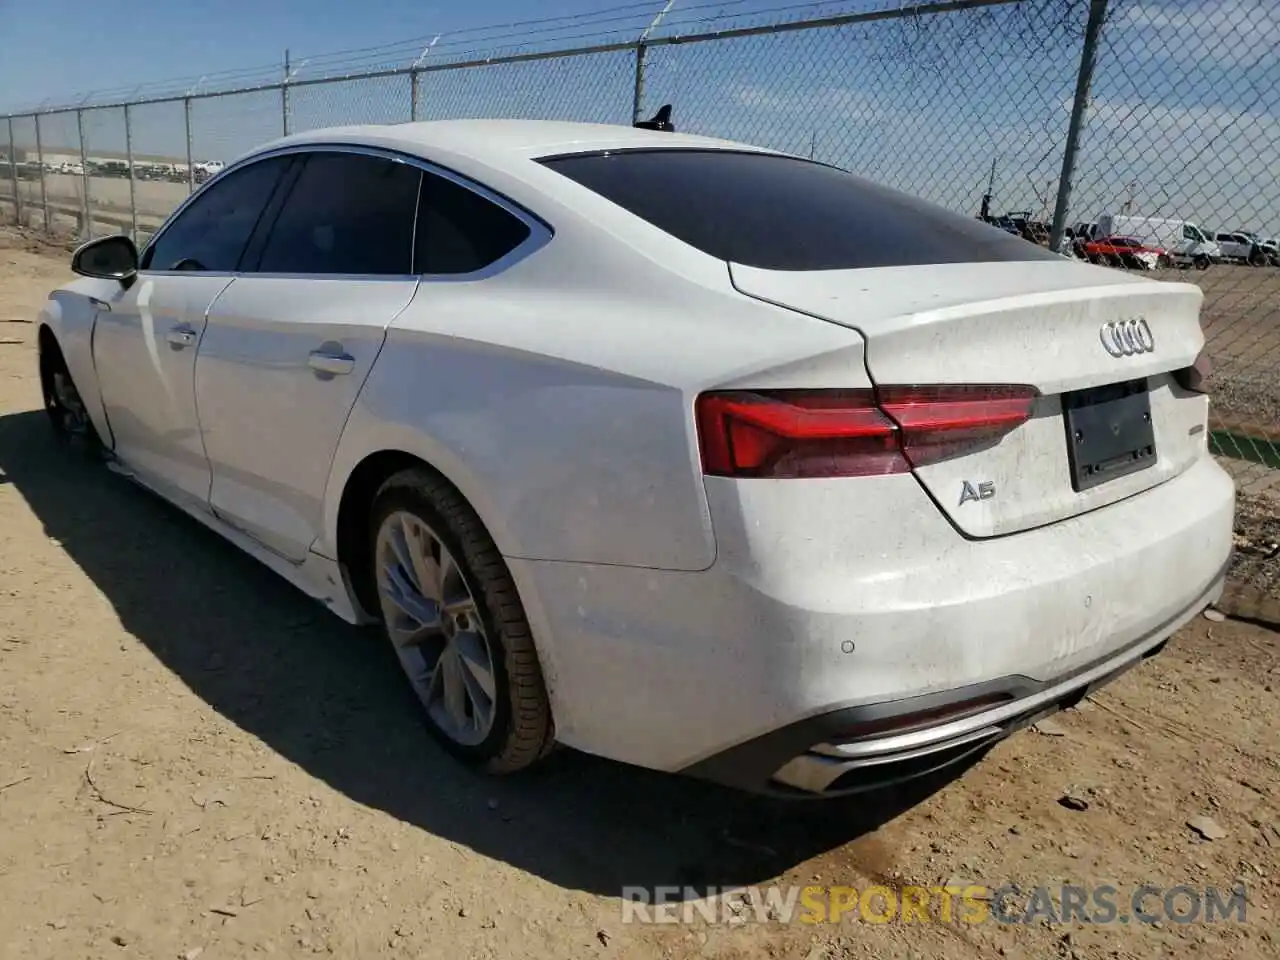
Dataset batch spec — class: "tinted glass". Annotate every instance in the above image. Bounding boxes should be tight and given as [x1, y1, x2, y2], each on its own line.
[414, 171, 532, 274]
[257, 152, 421, 275]
[143, 157, 290, 271]
[540, 149, 1058, 271]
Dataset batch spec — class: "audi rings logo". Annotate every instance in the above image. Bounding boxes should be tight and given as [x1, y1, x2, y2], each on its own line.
[1099, 317, 1155, 357]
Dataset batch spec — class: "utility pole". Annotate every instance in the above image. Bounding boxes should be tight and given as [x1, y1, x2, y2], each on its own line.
[808, 130, 817, 160]
[979, 155, 996, 220]
[1049, 0, 1108, 254]
[282, 49, 291, 137]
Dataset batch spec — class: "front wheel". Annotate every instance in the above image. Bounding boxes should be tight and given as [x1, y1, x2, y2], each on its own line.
[39, 337, 102, 454]
[1194, 255, 1211, 271]
[369, 468, 554, 773]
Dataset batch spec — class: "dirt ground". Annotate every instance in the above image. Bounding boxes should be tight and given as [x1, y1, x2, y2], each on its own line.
[0, 228, 1277, 960]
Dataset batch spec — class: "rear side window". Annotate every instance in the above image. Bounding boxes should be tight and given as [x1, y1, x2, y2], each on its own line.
[539, 149, 1058, 271]
[142, 156, 291, 272]
[257, 152, 421, 275]
[414, 171, 531, 275]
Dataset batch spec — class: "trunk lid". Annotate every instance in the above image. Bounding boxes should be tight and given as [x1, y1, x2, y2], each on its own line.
[730, 260, 1209, 537]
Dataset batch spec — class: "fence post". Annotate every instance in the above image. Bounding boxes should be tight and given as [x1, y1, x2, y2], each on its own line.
[632, 0, 675, 124]
[6, 116, 20, 227]
[631, 43, 647, 124]
[184, 96, 195, 195]
[124, 103, 138, 244]
[282, 50, 291, 136]
[1049, 0, 1108, 254]
[34, 114, 48, 233]
[409, 37, 439, 123]
[76, 108, 92, 240]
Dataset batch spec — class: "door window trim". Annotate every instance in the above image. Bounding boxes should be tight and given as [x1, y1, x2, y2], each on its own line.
[139, 142, 553, 283]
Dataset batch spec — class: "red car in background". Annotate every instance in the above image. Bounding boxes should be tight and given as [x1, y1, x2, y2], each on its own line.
[1082, 235, 1168, 270]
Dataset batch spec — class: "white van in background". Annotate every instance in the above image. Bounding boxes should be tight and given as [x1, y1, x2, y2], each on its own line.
[1093, 214, 1219, 270]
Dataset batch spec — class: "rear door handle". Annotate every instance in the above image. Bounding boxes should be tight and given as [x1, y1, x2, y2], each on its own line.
[166, 325, 197, 349]
[307, 349, 355, 376]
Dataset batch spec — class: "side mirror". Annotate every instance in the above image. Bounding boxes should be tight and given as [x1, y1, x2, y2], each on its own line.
[71, 235, 138, 288]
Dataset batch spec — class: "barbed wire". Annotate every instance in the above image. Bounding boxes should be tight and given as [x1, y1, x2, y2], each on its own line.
[0, 0, 964, 114]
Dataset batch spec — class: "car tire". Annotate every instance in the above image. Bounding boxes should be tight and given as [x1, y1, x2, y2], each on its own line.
[1194, 255, 1211, 271]
[39, 335, 102, 456]
[368, 467, 554, 774]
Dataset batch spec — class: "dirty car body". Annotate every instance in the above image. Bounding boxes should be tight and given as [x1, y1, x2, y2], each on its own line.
[38, 120, 1234, 797]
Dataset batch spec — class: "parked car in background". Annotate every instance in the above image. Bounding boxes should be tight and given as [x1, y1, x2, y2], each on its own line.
[1095, 214, 1216, 270]
[1082, 234, 1166, 270]
[1233, 231, 1280, 266]
[36, 119, 1232, 798]
[1214, 231, 1268, 265]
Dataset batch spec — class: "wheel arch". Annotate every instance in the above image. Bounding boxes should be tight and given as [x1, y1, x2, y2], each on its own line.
[328, 443, 521, 621]
[36, 291, 115, 448]
[37, 321, 60, 370]
[37, 322, 63, 406]
[328, 445, 565, 723]
[333, 449, 432, 618]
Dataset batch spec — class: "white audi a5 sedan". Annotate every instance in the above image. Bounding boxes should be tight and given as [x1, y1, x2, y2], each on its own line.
[38, 119, 1234, 797]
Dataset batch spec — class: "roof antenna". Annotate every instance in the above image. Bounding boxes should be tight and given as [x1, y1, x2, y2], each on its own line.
[634, 104, 674, 132]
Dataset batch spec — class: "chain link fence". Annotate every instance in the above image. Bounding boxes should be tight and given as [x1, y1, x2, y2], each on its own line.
[1, 0, 1277, 611]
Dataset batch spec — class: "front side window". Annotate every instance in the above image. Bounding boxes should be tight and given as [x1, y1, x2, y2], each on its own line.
[142, 156, 291, 272]
[539, 149, 1057, 271]
[257, 152, 421, 275]
[413, 171, 532, 275]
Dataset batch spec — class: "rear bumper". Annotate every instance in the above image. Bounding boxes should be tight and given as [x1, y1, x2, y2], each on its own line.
[506, 455, 1235, 793]
[682, 564, 1223, 796]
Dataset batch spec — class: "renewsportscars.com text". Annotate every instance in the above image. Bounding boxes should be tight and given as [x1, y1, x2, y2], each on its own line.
[620, 883, 1248, 926]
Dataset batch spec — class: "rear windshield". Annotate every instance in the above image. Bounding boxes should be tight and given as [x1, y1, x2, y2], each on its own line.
[539, 149, 1058, 271]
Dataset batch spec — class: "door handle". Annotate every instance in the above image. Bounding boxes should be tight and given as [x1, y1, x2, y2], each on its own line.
[307, 349, 355, 376]
[166, 326, 197, 349]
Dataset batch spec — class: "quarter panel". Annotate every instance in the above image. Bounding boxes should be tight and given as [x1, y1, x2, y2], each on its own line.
[330, 328, 715, 570]
[320, 242, 870, 571]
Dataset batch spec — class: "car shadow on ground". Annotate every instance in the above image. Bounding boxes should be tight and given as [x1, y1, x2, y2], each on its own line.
[0, 408, 982, 897]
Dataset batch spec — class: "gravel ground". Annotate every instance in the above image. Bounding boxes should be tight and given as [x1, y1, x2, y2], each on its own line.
[1, 227, 1278, 960]
[1230, 492, 1280, 596]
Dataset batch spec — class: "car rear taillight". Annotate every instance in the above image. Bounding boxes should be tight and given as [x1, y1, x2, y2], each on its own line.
[695, 385, 1037, 479]
[878, 385, 1040, 467]
[1173, 348, 1212, 394]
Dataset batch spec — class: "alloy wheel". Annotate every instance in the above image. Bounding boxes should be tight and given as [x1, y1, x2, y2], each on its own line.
[374, 510, 498, 746]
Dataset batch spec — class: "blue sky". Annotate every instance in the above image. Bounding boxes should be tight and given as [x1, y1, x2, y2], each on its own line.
[2, 0, 1279, 234]
[0, 0, 638, 105]
[0, 0, 746, 108]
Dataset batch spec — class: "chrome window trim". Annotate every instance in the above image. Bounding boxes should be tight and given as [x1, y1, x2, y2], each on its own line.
[140, 141, 553, 283]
